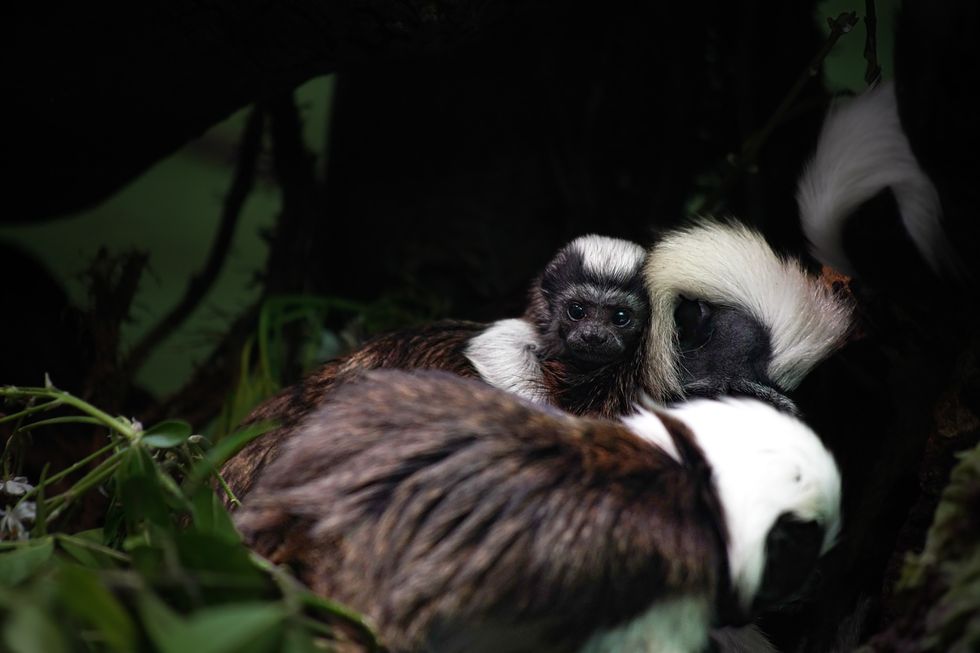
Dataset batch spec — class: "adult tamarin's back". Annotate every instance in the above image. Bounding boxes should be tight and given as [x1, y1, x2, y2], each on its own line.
[222, 320, 485, 503]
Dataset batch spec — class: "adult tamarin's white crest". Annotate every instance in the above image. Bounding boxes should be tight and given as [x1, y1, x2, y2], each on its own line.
[466, 234, 649, 412]
[643, 220, 854, 406]
[237, 370, 841, 653]
[796, 81, 960, 278]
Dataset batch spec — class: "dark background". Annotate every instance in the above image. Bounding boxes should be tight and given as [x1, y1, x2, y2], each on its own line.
[4, 0, 880, 406]
[4, 1, 978, 651]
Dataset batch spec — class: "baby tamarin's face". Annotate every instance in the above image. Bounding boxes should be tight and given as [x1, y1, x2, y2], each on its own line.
[533, 234, 649, 369]
[551, 281, 648, 368]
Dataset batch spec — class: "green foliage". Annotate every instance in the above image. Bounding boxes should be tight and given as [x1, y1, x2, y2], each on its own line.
[899, 443, 980, 652]
[0, 384, 380, 653]
[212, 293, 430, 441]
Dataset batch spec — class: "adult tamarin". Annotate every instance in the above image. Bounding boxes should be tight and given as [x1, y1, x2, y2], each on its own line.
[642, 220, 853, 412]
[221, 224, 852, 503]
[236, 370, 842, 653]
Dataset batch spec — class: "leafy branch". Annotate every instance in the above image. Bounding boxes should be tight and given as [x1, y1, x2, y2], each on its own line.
[0, 381, 381, 653]
[694, 11, 859, 215]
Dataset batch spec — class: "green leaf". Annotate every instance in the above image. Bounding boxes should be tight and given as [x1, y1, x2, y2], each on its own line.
[55, 532, 124, 569]
[0, 538, 54, 586]
[101, 496, 127, 548]
[185, 420, 276, 490]
[117, 447, 173, 531]
[142, 420, 193, 448]
[1, 601, 68, 653]
[155, 467, 193, 512]
[140, 595, 286, 653]
[118, 475, 173, 532]
[128, 542, 164, 578]
[178, 603, 285, 653]
[55, 564, 136, 652]
[57, 539, 100, 567]
[189, 487, 240, 544]
[137, 593, 185, 653]
[282, 625, 319, 653]
[174, 532, 255, 574]
[121, 443, 157, 478]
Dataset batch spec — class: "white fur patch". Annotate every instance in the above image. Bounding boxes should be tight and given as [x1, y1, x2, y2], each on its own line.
[621, 408, 681, 463]
[643, 221, 853, 399]
[465, 319, 550, 404]
[797, 81, 957, 276]
[571, 234, 647, 283]
[664, 397, 841, 613]
[579, 595, 711, 653]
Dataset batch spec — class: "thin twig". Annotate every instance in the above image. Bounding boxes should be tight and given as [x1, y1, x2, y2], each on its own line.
[251, 552, 383, 652]
[863, 0, 882, 85]
[122, 108, 266, 378]
[261, 93, 323, 384]
[0, 399, 62, 425]
[16, 416, 105, 431]
[0, 387, 138, 441]
[213, 470, 241, 507]
[263, 93, 319, 295]
[695, 12, 859, 215]
[16, 440, 118, 504]
[43, 449, 127, 521]
[143, 302, 261, 426]
[54, 533, 131, 563]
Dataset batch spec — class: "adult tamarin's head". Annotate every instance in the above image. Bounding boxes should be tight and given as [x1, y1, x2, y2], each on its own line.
[526, 234, 649, 370]
[643, 220, 855, 408]
[237, 370, 841, 653]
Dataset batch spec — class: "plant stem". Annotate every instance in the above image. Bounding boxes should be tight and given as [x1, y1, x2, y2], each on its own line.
[294, 615, 337, 639]
[43, 449, 127, 521]
[214, 471, 241, 508]
[0, 387, 138, 442]
[694, 11, 859, 215]
[17, 440, 117, 503]
[16, 416, 105, 431]
[301, 593, 381, 651]
[54, 534, 131, 563]
[0, 399, 62, 425]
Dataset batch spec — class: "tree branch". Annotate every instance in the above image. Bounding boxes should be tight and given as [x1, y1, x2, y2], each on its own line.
[864, 0, 882, 85]
[694, 12, 859, 215]
[123, 108, 265, 379]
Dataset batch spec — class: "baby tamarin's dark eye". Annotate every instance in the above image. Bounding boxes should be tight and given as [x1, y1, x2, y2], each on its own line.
[566, 302, 587, 320]
[611, 308, 632, 327]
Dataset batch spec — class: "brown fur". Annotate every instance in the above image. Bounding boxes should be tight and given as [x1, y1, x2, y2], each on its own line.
[220, 320, 484, 504]
[236, 370, 727, 653]
[220, 311, 651, 505]
[538, 325, 649, 419]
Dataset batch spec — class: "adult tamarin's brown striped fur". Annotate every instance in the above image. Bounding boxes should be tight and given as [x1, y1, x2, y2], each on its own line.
[236, 370, 841, 653]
